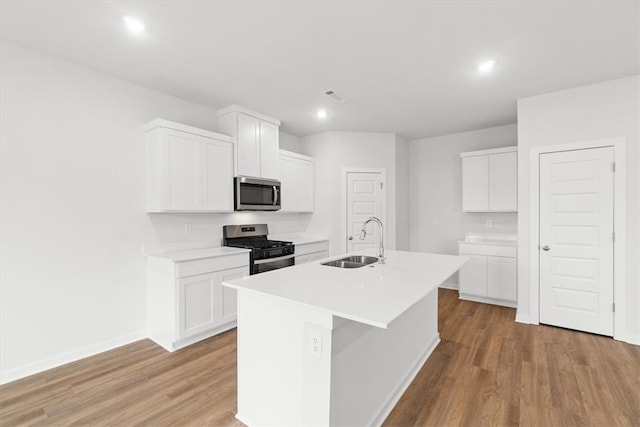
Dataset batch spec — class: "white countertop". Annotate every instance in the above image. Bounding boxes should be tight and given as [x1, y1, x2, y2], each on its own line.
[458, 232, 517, 246]
[146, 246, 250, 262]
[268, 233, 329, 246]
[224, 250, 467, 329]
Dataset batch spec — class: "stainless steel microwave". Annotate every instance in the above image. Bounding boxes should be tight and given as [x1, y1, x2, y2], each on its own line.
[234, 176, 281, 211]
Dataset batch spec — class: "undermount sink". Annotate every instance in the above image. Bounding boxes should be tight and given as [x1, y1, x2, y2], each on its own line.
[321, 255, 379, 268]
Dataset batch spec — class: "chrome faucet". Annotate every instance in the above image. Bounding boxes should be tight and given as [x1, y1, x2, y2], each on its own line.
[360, 216, 385, 264]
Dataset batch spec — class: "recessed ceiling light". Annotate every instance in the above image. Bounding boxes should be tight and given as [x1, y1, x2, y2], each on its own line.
[123, 16, 145, 34]
[477, 59, 496, 73]
[316, 109, 328, 120]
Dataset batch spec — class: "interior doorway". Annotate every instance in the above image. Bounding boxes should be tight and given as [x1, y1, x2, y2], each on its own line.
[529, 137, 627, 341]
[538, 147, 614, 335]
[342, 168, 387, 254]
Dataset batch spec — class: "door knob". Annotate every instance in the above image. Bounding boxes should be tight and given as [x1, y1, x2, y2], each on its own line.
[348, 236, 353, 240]
[542, 245, 550, 251]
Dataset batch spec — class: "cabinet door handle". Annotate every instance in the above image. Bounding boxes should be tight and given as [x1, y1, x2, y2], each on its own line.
[348, 236, 353, 240]
[542, 245, 550, 251]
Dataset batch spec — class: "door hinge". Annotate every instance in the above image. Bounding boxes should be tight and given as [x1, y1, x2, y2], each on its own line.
[612, 162, 616, 172]
[380, 182, 383, 190]
[612, 302, 615, 312]
[612, 232, 616, 243]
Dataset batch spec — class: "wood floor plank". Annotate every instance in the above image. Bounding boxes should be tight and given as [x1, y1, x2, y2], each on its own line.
[1, 289, 639, 426]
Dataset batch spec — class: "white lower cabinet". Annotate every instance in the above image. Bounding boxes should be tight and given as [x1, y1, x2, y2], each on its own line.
[458, 242, 517, 307]
[147, 251, 249, 352]
[294, 240, 329, 265]
[486, 256, 517, 302]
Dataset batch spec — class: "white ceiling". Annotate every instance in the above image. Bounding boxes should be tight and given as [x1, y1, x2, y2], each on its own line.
[1, 1, 638, 140]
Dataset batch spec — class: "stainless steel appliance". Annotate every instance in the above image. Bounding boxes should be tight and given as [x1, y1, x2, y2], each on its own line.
[234, 176, 281, 211]
[223, 224, 294, 275]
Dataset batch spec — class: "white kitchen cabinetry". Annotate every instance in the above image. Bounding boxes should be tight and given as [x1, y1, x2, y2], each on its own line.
[279, 150, 315, 212]
[458, 241, 517, 307]
[294, 240, 329, 264]
[218, 105, 281, 180]
[147, 248, 249, 352]
[144, 119, 233, 212]
[461, 146, 517, 212]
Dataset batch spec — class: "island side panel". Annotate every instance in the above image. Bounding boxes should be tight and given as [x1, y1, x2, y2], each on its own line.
[329, 288, 439, 426]
[235, 289, 334, 426]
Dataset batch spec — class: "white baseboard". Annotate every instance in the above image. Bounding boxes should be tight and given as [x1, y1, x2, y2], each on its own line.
[459, 293, 517, 308]
[622, 333, 640, 346]
[439, 282, 459, 290]
[368, 334, 441, 427]
[0, 330, 146, 385]
[515, 313, 531, 324]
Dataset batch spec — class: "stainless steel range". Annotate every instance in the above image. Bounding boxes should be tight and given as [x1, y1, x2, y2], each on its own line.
[223, 224, 295, 275]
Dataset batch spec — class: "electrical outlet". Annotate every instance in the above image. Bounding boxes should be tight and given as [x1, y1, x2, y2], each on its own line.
[310, 332, 322, 358]
[432, 218, 438, 227]
[184, 223, 192, 234]
[486, 219, 493, 228]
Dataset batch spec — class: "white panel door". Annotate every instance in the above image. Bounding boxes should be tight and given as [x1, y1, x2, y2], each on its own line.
[202, 137, 233, 211]
[489, 151, 518, 211]
[237, 114, 261, 177]
[259, 121, 279, 180]
[164, 129, 201, 210]
[539, 147, 614, 336]
[346, 172, 384, 253]
[461, 155, 489, 211]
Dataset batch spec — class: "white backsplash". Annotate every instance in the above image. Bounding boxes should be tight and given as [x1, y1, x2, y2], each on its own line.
[143, 211, 312, 254]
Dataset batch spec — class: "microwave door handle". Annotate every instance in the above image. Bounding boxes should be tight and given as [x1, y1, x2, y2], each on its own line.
[272, 186, 278, 206]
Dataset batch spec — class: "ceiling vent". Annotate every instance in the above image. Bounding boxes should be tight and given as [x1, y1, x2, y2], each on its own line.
[325, 90, 345, 102]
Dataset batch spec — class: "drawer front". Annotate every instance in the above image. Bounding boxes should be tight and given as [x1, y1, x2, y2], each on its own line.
[176, 253, 249, 278]
[458, 243, 516, 258]
[295, 241, 329, 256]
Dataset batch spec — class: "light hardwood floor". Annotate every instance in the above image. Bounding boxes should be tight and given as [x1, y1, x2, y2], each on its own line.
[1, 289, 639, 426]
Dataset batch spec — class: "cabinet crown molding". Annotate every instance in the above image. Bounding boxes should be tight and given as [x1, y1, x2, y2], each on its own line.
[460, 145, 517, 158]
[279, 149, 315, 162]
[217, 105, 281, 126]
[143, 118, 232, 142]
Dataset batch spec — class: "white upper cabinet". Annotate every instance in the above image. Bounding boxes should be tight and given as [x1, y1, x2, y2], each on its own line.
[260, 121, 280, 180]
[461, 155, 489, 211]
[279, 150, 314, 212]
[236, 113, 261, 177]
[488, 151, 518, 211]
[145, 119, 234, 213]
[218, 105, 280, 180]
[461, 146, 517, 212]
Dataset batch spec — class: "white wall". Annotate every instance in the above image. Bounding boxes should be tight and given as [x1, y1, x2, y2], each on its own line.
[408, 125, 518, 284]
[517, 75, 640, 343]
[395, 135, 410, 250]
[300, 132, 400, 256]
[279, 131, 302, 153]
[0, 42, 309, 383]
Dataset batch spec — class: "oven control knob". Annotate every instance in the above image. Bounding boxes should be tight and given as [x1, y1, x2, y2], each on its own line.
[255, 252, 262, 259]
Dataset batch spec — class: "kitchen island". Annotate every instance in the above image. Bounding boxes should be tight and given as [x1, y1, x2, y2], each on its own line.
[223, 250, 467, 426]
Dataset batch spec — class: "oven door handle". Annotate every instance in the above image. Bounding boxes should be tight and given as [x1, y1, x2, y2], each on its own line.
[253, 253, 296, 265]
